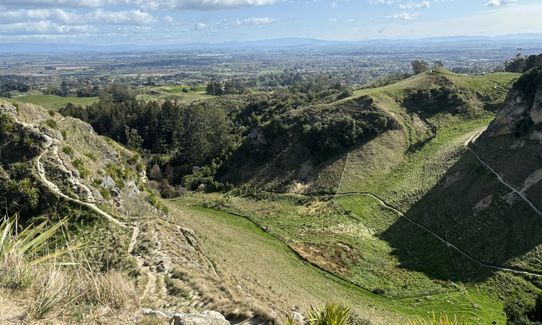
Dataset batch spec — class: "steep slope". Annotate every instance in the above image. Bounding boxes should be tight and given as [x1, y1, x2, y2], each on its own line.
[218, 95, 399, 194]
[175, 71, 521, 323]
[374, 68, 542, 314]
[0, 100, 246, 323]
[218, 70, 517, 197]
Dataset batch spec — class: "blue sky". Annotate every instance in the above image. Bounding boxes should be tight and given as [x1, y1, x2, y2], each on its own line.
[0, 0, 540, 44]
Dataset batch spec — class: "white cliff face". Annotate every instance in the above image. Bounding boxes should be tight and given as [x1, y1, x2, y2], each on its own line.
[487, 75, 542, 139]
[488, 91, 529, 136]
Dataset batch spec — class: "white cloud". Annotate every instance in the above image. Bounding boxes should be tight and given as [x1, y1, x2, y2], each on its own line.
[135, 0, 277, 11]
[399, 1, 430, 9]
[0, 0, 128, 8]
[387, 12, 419, 20]
[243, 17, 278, 25]
[485, 0, 517, 7]
[0, 21, 93, 35]
[0, 0, 277, 10]
[351, 2, 542, 39]
[0, 9, 155, 25]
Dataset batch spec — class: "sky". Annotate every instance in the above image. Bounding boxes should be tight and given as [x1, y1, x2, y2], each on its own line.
[0, 0, 541, 44]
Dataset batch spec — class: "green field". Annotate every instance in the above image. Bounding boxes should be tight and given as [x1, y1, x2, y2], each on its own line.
[5, 94, 98, 110]
[137, 84, 214, 104]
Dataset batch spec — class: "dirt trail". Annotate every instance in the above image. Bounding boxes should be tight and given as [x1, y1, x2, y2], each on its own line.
[331, 128, 542, 278]
[15, 117, 165, 305]
[466, 130, 542, 216]
[346, 192, 542, 278]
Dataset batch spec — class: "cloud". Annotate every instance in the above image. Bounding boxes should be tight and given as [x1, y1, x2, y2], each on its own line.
[387, 11, 419, 20]
[0, 9, 155, 25]
[0, 0, 127, 8]
[352, 2, 542, 39]
[485, 0, 517, 7]
[1, 0, 277, 10]
[243, 17, 278, 25]
[399, 1, 431, 9]
[0, 21, 93, 35]
[136, 0, 277, 11]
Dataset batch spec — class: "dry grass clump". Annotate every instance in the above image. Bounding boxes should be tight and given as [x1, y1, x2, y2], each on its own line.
[79, 269, 140, 310]
[0, 216, 139, 321]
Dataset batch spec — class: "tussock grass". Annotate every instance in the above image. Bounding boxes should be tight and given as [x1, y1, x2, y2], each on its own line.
[0, 216, 139, 321]
[307, 302, 351, 325]
[26, 267, 77, 320]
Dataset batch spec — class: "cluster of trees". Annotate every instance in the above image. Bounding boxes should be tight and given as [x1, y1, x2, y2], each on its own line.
[0, 77, 31, 97]
[43, 81, 71, 97]
[411, 60, 445, 75]
[61, 98, 237, 188]
[505, 54, 542, 73]
[61, 74, 367, 193]
[206, 80, 247, 95]
[404, 85, 468, 115]
[243, 98, 396, 162]
[43, 80, 132, 99]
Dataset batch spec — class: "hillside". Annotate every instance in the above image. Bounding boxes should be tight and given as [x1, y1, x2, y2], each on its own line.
[4, 68, 542, 324]
[175, 70, 527, 324]
[0, 100, 240, 323]
[218, 70, 516, 196]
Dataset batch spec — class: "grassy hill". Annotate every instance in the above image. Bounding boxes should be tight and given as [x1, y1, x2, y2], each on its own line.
[181, 70, 528, 323]
[5, 68, 541, 323]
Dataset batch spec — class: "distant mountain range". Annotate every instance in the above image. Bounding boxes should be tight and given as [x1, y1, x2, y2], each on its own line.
[2, 34, 542, 55]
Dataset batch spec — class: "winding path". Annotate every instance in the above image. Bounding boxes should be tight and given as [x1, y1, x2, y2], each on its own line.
[340, 191, 542, 278]
[15, 117, 162, 302]
[331, 129, 542, 278]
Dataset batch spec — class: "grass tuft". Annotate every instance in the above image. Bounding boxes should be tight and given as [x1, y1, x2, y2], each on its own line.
[308, 302, 351, 325]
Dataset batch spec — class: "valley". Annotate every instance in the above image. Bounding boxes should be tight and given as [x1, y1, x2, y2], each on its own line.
[2, 48, 542, 324]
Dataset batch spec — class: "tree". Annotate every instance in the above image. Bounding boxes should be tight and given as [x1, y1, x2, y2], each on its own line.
[433, 61, 445, 70]
[411, 60, 430, 75]
[206, 81, 223, 95]
[125, 126, 143, 149]
[505, 54, 528, 73]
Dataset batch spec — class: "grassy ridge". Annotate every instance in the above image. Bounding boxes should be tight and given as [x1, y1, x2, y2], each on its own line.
[171, 71, 521, 323]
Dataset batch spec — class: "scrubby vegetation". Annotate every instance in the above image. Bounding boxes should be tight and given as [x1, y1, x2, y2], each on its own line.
[0, 216, 138, 321]
[504, 54, 542, 73]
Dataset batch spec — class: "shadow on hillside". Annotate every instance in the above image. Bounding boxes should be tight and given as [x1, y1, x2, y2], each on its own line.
[379, 150, 542, 282]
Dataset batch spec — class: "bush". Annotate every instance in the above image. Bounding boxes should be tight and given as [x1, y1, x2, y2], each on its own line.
[308, 302, 351, 325]
[44, 119, 57, 129]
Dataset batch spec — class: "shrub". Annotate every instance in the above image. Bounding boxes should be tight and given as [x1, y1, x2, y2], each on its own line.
[0, 217, 70, 290]
[63, 146, 74, 156]
[26, 268, 75, 320]
[44, 119, 57, 129]
[308, 302, 351, 325]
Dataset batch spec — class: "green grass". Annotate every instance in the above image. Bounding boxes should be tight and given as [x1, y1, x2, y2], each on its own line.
[5, 94, 98, 111]
[168, 198, 505, 324]
[169, 71, 524, 323]
[137, 84, 213, 103]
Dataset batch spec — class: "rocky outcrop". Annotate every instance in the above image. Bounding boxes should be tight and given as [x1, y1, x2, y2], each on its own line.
[486, 67, 542, 138]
